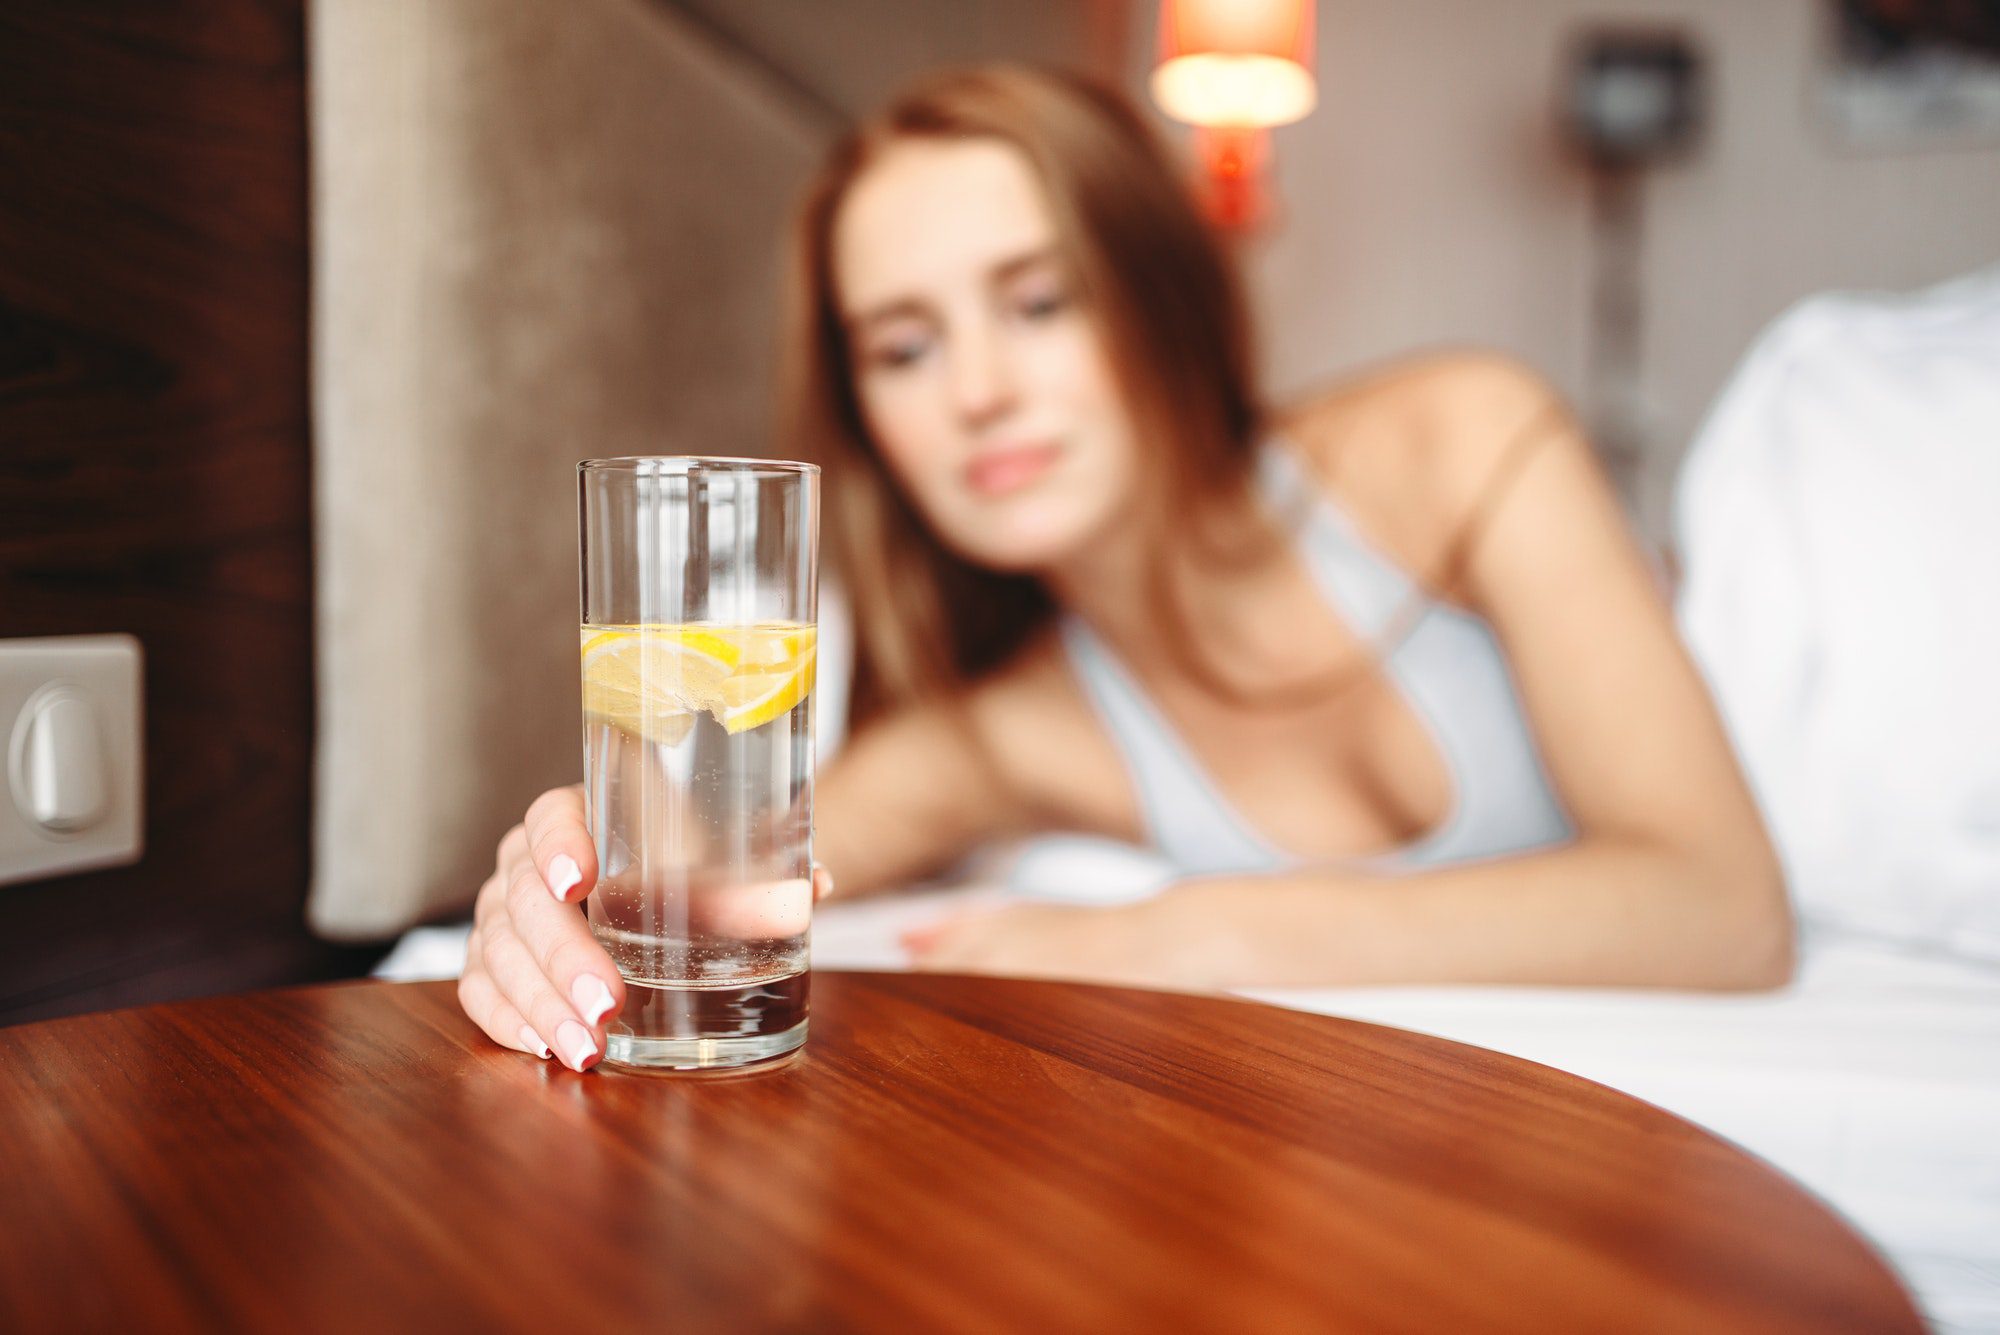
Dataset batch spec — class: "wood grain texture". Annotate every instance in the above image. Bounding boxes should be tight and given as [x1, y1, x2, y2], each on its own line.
[0, 2, 377, 1020]
[0, 972, 1922, 1334]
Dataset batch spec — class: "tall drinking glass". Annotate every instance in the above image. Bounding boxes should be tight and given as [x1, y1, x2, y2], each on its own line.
[577, 457, 819, 1071]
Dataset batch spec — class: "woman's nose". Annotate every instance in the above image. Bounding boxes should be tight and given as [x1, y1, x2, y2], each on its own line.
[949, 323, 1018, 429]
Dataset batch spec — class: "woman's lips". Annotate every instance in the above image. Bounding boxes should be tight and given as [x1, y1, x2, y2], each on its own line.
[965, 442, 1062, 497]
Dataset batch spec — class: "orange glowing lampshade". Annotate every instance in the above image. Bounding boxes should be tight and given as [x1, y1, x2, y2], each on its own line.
[1152, 0, 1317, 129]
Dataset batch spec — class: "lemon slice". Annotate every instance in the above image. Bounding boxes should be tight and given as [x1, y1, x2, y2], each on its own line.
[589, 695, 695, 746]
[720, 647, 816, 734]
[580, 626, 737, 743]
[580, 622, 816, 738]
[581, 625, 741, 667]
[735, 623, 818, 669]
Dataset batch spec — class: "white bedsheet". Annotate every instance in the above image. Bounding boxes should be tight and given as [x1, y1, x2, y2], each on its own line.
[379, 892, 2000, 1332]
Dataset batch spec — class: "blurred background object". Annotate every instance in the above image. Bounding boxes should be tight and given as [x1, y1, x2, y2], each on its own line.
[1560, 25, 1704, 504]
[4, 0, 1998, 1019]
[1151, 0, 1318, 229]
[1236, 0, 2000, 543]
[1822, 0, 2000, 146]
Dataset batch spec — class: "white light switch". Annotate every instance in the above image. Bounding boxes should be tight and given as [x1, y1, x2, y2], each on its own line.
[21, 689, 109, 831]
[2, 635, 143, 887]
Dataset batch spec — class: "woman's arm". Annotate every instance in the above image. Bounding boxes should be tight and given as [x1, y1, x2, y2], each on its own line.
[815, 633, 1094, 900]
[911, 827, 1789, 991]
[1152, 838, 1788, 990]
[813, 700, 1021, 899]
[915, 356, 1793, 990]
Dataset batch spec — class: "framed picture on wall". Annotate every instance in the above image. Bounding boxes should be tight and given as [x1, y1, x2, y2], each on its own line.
[1821, 0, 2000, 147]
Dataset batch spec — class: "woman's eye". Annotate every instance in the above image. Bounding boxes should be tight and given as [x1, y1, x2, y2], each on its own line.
[867, 335, 932, 370]
[1016, 288, 1069, 321]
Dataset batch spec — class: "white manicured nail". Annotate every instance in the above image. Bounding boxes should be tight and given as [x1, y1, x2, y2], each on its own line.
[547, 853, 582, 900]
[518, 1025, 550, 1059]
[556, 1020, 597, 1071]
[571, 974, 615, 1026]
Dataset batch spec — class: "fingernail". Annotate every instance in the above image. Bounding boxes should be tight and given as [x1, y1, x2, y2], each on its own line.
[556, 1020, 597, 1071]
[548, 853, 582, 901]
[571, 974, 615, 1026]
[518, 1025, 551, 1059]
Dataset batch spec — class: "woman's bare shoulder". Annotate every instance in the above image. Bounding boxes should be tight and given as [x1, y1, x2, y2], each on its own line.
[1272, 350, 1578, 594]
[1278, 349, 1563, 481]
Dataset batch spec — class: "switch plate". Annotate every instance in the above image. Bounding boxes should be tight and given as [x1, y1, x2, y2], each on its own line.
[1, 635, 144, 887]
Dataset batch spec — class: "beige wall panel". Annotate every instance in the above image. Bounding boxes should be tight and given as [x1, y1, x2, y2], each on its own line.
[310, 0, 821, 937]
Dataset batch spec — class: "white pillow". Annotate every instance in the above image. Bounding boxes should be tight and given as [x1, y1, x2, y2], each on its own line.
[1676, 265, 2000, 962]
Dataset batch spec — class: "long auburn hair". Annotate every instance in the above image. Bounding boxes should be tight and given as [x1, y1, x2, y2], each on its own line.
[781, 65, 1274, 730]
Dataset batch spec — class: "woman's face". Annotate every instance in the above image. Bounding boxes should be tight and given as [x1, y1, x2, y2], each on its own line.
[832, 138, 1141, 574]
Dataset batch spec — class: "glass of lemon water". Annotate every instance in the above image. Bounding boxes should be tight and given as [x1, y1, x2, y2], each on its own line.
[577, 457, 818, 1071]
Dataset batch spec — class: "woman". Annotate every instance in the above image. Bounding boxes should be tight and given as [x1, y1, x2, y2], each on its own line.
[458, 66, 1790, 1071]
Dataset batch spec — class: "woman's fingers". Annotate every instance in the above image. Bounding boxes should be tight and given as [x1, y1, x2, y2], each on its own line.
[474, 920, 601, 1071]
[702, 876, 814, 940]
[460, 809, 620, 1070]
[478, 828, 626, 1072]
[456, 953, 550, 1059]
[686, 861, 833, 938]
[525, 783, 598, 904]
[900, 917, 955, 959]
[900, 905, 1012, 966]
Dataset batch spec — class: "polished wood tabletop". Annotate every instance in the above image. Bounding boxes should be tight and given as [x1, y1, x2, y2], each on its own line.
[0, 972, 1920, 1333]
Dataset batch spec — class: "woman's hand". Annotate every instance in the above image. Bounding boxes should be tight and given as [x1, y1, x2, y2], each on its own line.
[458, 785, 620, 1071]
[457, 784, 833, 1071]
[900, 901, 1181, 990]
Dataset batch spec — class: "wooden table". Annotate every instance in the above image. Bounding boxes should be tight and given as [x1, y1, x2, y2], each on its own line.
[0, 973, 1921, 1333]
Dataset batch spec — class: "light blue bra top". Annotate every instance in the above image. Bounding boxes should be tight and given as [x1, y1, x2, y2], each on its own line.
[1058, 440, 1574, 877]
